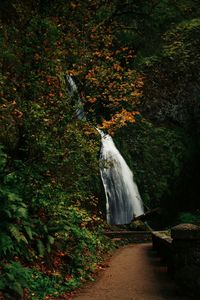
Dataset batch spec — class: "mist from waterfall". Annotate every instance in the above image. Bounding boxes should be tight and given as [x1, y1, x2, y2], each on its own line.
[65, 75, 144, 225]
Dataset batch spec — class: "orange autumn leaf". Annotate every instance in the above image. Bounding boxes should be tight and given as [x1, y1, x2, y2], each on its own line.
[101, 109, 141, 135]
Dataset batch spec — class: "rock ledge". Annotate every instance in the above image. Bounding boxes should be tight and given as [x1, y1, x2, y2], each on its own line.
[171, 223, 200, 239]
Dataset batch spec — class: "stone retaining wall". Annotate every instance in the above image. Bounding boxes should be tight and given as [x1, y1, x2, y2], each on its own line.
[152, 224, 200, 298]
[105, 230, 152, 243]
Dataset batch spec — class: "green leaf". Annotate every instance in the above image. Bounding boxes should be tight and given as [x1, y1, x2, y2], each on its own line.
[24, 226, 33, 239]
[7, 273, 15, 282]
[47, 235, 54, 245]
[37, 240, 45, 257]
[16, 207, 27, 218]
[8, 224, 28, 244]
[0, 232, 14, 255]
[11, 282, 24, 297]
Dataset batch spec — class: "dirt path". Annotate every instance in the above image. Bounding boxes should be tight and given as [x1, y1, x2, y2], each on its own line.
[73, 243, 189, 300]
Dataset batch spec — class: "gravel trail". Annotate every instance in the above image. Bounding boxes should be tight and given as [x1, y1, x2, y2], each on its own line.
[73, 243, 189, 300]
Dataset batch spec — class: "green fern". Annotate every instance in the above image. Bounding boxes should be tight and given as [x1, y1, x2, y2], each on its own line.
[8, 224, 28, 244]
[0, 232, 14, 256]
[0, 262, 31, 299]
[37, 240, 45, 257]
[0, 145, 7, 174]
[0, 146, 31, 258]
[24, 225, 33, 240]
[16, 206, 27, 219]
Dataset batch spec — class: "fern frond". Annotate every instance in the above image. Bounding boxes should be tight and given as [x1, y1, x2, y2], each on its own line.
[7, 193, 21, 202]
[4, 209, 12, 218]
[0, 232, 14, 255]
[16, 207, 28, 218]
[8, 224, 28, 244]
[47, 235, 55, 245]
[12, 282, 24, 297]
[24, 226, 33, 240]
[37, 240, 45, 256]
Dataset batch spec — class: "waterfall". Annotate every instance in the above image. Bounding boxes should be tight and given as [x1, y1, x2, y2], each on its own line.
[65, 75, 144, 225]
[65, 75, 86, 121]
[98, 130, 144, 225]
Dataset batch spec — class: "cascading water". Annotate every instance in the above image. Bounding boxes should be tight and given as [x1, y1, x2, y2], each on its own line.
[65, 75, 144, 225]
[98, 130, 144, 225]
[65, 75, 86, 121]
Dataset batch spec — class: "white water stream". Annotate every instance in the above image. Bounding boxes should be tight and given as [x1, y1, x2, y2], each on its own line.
[65, 75, 144, 225]
[98, 130, 144, 224]
[65, 74, 86, 121]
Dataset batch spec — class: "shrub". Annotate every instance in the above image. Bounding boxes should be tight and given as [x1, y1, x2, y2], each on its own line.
[0, 262, 31, 299]
[177, 212, 200, 225]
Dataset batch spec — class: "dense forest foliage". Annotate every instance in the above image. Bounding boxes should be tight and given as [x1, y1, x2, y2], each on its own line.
[0, 0, 200, 298]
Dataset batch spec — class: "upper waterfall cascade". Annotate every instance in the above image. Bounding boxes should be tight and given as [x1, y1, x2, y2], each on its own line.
[65, 75, 86, 121]
[66, 75, 144, 225]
